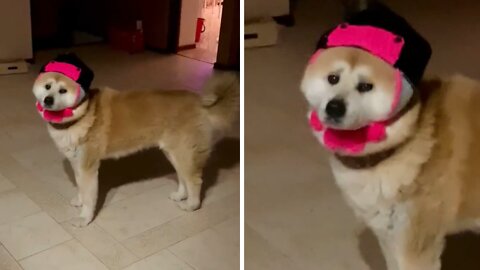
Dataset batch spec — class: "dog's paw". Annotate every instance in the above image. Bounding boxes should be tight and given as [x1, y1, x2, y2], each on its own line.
[70, 196, 82, 207]
[177, 199, 201, 212]
[70, 217, 92, 228]
[169, 191, 187, 202]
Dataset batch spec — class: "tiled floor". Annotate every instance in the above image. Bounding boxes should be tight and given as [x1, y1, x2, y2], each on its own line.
[245, 0, 480, 270]
[178, 3, 222, 64]
[0, 45, 239, 270]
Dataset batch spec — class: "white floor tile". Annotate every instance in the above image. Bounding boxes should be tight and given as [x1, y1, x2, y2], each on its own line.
[123, 192, 238, 258]
[213, 216, 240, 246]
[0, 190, 41, 225]
[0, 173, 15, 193]
[95, 183, 184, 241]
[245, 225, 296, 270]
[0, 244, 22, 270]
[11, 144, 64, 172]
[31, 163, 77, 201]
[0, 212, 72, 259]
[170, 228, 239, 270]
[123, 250, 193, 270]
[61, 222, 138, 270]
[19, 239, 109, 270]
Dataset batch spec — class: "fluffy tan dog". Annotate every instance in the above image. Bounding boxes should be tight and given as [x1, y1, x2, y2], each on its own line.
[33, 72, 239, 227]
[302, 46, 480, 270]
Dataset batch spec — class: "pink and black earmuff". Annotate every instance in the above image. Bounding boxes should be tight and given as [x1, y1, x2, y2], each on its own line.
[36, 53, 94, 123]
[306, 4, 432, 154]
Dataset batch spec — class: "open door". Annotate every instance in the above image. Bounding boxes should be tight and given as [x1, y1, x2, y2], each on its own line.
[176, 0, 238, 70]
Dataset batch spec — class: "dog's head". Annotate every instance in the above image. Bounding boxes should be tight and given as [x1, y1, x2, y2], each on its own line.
[301, 47, 400, 130]
[33, 72, 81, 111]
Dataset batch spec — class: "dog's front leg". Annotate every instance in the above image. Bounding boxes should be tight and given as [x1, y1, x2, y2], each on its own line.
[70, 161, 99, 227]
[389, 225, 444, 270]
[374, 232, 401, 270]
[393, 244, 443, 270]
[69, 159, 83, 207]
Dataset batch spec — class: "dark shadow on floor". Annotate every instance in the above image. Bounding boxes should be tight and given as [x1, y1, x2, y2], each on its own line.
[359, 228, 480, 270]
[359, 229, 387, 270]
[62, 137, 239, 216]
[202, 137, 240, 199]
[442, 232, 480, 270]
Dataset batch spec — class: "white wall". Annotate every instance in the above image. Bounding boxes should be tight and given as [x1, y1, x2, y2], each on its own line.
[245, 0, 289, 21]
[179, 0, 201, 47]
[0, 0, 32, 61]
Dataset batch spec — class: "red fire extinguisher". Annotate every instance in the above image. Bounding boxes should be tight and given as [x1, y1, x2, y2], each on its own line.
[195, 18, 206, 42]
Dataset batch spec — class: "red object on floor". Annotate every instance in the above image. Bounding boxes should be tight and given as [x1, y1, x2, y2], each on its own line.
[195, 18, 206, 43]
[108, 25, 144, 54]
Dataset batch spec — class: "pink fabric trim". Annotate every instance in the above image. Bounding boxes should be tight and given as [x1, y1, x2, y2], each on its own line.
[35, 73, 45, 82]
[309, 110, 324, 131]
[308, 49, 324, 65]
[327, 25, 404, 65]
[44, 61, 81, 81]
[309, 111, 387, 154]
[74, 85, 82, 104]
[36, 101, 74, 123]
[390, 70, 402, 115]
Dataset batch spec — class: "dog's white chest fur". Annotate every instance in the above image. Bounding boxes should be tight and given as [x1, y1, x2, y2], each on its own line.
[330, 157, 418, 232]
[48, 123, 89, 160]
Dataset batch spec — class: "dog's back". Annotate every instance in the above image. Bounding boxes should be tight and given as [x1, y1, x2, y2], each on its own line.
[85, 73, 239, 158]
[430, 75, 480, 229]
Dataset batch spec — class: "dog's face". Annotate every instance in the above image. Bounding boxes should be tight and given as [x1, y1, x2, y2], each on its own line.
[33, 72, 79, 111]
[301, 47, 397, 130]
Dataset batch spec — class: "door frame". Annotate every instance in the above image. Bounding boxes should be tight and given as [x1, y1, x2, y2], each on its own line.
[167, 0, 182, 53]
[214, 0, 239, 70]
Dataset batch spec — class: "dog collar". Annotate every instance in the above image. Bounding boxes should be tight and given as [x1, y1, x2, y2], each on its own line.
[36, 95, 87, 124]
[36, 102, 74, 123]
[309, 110, 387, 154]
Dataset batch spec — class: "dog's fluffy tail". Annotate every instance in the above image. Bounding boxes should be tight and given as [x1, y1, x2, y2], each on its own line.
[201, 72, 239, 136]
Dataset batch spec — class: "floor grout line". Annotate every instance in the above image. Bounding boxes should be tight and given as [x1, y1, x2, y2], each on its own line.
[0, 196, 43, 227]
[166, 248, 198, 270]
[0, 242, 24, 270]
[63, 232, 113, 270]
[15, 238, 72, 263]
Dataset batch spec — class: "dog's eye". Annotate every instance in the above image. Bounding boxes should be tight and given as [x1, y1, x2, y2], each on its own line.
[45, 84, 51, 90]
[357, 82, 374, 93]
[327, 74, 340, 85]
[59, 89, 67, 94]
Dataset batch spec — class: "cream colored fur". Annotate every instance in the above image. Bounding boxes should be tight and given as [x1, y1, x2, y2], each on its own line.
[302, 47, 480, 269]
[327, 75, 480, 270]
[36, 73, 239, 227]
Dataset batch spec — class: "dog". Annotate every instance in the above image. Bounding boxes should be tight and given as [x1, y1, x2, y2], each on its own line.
[302, 42, 480, 269]
[33, 68, 239, 227]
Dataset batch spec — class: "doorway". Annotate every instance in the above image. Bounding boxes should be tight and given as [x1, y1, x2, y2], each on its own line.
[177, 0, 223, 64]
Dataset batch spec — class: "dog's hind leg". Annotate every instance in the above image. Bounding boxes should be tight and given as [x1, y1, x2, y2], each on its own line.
[70, 160, 100, 227]
[165, 143, 210, 212]
[178, 169, 203, 211]
[163, 150, 187, 202]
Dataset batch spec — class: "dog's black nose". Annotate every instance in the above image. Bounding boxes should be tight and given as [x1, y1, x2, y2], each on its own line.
[44, 96, 54, 107]
[326, 99, 346, 119]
